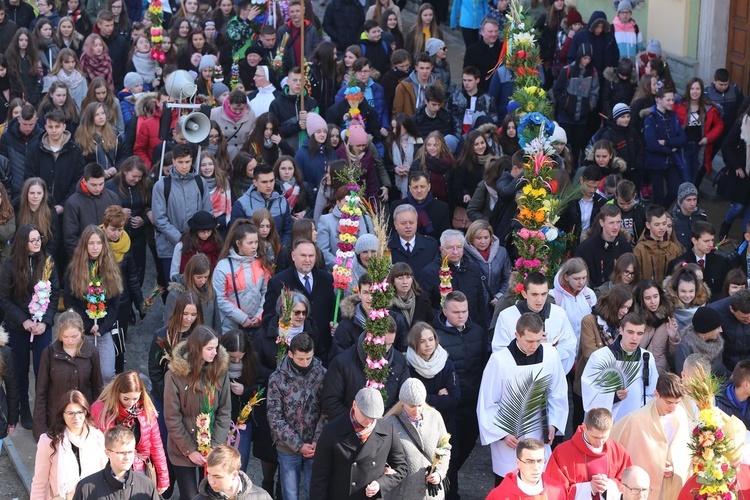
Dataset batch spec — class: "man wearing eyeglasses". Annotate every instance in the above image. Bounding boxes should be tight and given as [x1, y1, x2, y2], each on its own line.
[73, 425, 160, 499]
[485, 438, 567, 499]
[620, 466, 651, 499]
[546, 407, 632, 499]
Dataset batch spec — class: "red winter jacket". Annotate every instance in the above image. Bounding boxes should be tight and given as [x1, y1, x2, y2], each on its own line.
[90, 400, 170, 490]
[133, 105, 178, 171]
[674, 101, 724, 173]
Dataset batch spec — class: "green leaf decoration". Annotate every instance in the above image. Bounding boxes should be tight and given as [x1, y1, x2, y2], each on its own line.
[590, 351, 641, 395]
[494, 369, 552, 438]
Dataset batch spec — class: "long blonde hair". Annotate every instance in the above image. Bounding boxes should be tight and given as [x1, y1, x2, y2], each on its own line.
[67, 225, 124, 298]
[75, 101, 118, 156]
[94, 371, 158, 429]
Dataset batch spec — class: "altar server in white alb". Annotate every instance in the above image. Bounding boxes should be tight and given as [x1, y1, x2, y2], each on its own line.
[477, 312, 568, 481]
[493, 272, 578, 374]
[581, 312, 659, 423]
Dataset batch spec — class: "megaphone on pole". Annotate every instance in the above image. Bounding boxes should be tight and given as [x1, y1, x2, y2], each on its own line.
[178, 112, 210, 144]
[165, 70, 198, 100]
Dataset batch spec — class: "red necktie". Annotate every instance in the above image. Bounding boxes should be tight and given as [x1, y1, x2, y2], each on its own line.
[699, 258, 705, 269]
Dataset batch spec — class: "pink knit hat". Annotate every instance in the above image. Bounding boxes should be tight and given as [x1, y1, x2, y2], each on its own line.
[305, 112, 327, 136]
[347, 123, 368, 146]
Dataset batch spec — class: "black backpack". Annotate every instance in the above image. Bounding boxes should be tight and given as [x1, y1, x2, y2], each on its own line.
[163, 175, 204, 206]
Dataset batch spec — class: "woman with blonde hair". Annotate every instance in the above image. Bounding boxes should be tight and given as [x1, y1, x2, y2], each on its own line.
[164, 254, 221, 332]
[199, 151, 232, 234]
[383, 378, 450, 500]
[54, 15, 85, 52]
[64, 225, 123, 384]
[463, 220, 510, 322]
[81, 76, 125, 135]
[31, 390, 107, 499]
[75, 101, 125, 178]
[411, 131, 453, 203]
[33, 310, 102, 440]
[552, 257, 597, 340]
[404, 3, 444, 60]
[44, 48, 88, 109]
[15, 178, 60, 255]
[79, 33, 113, 87]
[90, 371, 169, 494]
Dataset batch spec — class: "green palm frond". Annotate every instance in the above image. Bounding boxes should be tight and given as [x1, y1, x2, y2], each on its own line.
[590, 351, 641, 394]
[494, 369, 552, 437]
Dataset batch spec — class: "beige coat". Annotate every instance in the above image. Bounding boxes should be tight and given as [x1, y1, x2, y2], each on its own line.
[610, 399, 692, 500]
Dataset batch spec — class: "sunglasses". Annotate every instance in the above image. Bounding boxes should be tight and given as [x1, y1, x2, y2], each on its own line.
[292, 310, 308, 317]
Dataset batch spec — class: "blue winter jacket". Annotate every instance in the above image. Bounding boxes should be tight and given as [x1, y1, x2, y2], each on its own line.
[335, 78, 390, 130]
[294, 139, 338, 187]
[231, 182, 293, 245]
[450, 0, 486, 30]
[643, 106, 687, 171]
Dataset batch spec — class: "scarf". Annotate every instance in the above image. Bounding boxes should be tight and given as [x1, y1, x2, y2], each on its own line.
[407, 191, 434, 234]
[392, 291, 416, 325]
[80, 50, 114, 88]
[288, 324, 304, 342]
[595, 314, 618, 347]
[282, 178, 300, 209]
[180, 238, 222, 273]
[741, 115, 750, 176]
[516, 300, 552, 321]
[227, 360, 243, 380]
[486, 183, 498, 211]
[106, 229, 131, 263]
[423, 154, 451, 200]
[290, 356, 314, 375]
[222, 97, 245, 123]
[55, 68, 85, 90]
[117, 402, 143, 428]
[132, 51, 157, 84]
[406, 345, 448, 378]
[56, 426, 102, 497]
[350, 407, 376, 442]
[205, 176, 232, 220]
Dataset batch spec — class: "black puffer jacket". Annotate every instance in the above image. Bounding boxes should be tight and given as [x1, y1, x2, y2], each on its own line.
[0, 253, 60, 330]
[600, 118, 643, 176]
[322, 0, 366, 52]
[26, 132, 85, 208]
[4, 0, 35, 29]
[0, 117, 43, 197]
[268, 87, 318, 152]
[72, 462, 161, 500]
[600, 67, 637, 118]
[62, 180, 121, 256]
[431, 312, 486, 405]
[320, 333, 410, 420]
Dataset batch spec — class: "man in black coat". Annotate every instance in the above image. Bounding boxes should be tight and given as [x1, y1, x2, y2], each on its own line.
[388, 210, 440, 274]
[0, 4, 17, 54]
[667, 221, 733, 299]
[418, 229, 488, 329]
[573, 204, 631, 288]
[96, 10, 130, 89]
[390, 181, 443, 247]
[0, 105, 42, 198]
[311, 387, 407, 500]
[463, 18, 502, 92]
[321, 329, 410, 421]
[322, 0, 365, 54]
[431, 291, 488, 500]
[710, 289, 750, 373]
[3, 0, 34, 29]
[263, 239, 334, 355]
[73, 426, 161, 499]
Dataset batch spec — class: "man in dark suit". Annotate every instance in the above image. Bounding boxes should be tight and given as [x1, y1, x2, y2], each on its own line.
[388, 204, 440, 275]
[263, 238, 335, 357]
[667, 221, 733, 299]
[311, 387, 407, 500]
[390, 171, 449, 241]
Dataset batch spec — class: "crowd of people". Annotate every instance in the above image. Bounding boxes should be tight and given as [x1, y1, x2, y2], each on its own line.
[0, 0, 750, 498]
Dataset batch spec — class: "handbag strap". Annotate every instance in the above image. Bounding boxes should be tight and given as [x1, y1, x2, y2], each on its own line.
[395, 415, 432, 463]
[227, 258, 242, 309]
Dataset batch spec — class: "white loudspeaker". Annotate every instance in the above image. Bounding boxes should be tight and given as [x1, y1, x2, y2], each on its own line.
[165, 70, 198, 100]
[179, 112, 210, 144]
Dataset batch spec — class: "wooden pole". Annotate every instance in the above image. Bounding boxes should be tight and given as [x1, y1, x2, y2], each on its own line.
[299, 0, 306, 109]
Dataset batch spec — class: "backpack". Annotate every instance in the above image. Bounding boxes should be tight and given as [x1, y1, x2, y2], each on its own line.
[360, 40, 390, 58]
[163, 175, 204, 206]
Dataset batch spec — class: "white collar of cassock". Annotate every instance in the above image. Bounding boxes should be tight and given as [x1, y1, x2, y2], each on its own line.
[516, 472, 544, 495]
[582, 432, 604, 454]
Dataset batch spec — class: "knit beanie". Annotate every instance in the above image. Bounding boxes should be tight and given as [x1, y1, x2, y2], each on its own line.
[616, 0, 632, 13]
[123, 72, 143, 90]
[305, 112, 327, 136]
[399, 378, 427, 406]
[611, 103, 631, 120]
[212, 81, 230, 97]
[566, 8, 583, 25]
[425, 38, 444, 57]
[647, 38, 662, 57]
[692, 307, 722, 334]
[677, 182, 699, 206]
[199, 54, 217, 72]
[347, 123, 368, 146]
[549, 122, 567, 144]
[355, 233, 379, 255]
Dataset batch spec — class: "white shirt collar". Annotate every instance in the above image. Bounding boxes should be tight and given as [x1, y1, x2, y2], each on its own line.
[400, 236, 416, 249]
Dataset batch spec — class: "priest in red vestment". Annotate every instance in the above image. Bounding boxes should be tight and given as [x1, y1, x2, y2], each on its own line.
[485, 438, 568, 500]
[545, 408, 632, 499]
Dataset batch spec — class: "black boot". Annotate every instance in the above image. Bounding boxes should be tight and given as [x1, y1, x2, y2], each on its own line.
[719, 221, 733, 243]
[20, 401, 33, 430]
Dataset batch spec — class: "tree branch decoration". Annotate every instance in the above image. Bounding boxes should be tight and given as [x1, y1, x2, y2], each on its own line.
[361, 205, 393, 400]
[275, 287, 293, 365]
[494, 369, 552, 438]
[147, 0, 165, 63]
[332, 164, 364, 323]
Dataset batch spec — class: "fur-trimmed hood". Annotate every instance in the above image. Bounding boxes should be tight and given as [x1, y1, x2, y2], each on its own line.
[169, 339, 229, 379]
[679, 324, 724, 361]
[0, 326, 7, 347]
[585, 147, 628, 172]
[339, 294, 361, 321]
[603, 66, 637, 85]
[167, 274, 188, 294]
[135, 92, 159, 117]
[662, 275, 710, 309]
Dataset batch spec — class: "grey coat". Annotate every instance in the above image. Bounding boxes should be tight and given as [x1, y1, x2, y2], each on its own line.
[317, 205, 374, 270]
[164, 274, 222, 333]
[151, 167, 212, 258]
[383, 406, 450, 500]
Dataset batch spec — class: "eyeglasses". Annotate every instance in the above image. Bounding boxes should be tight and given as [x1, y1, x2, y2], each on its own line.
[443, 245, 462, 253]
[621, 484, 651, 495]
[64, 410, 86, 418]
[622, 270, 636, 276]
[29, 237, 44, 244]
[519, 458, 546, 466]
[107, 449, 136, 458]
[292, 310, 308, 317]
